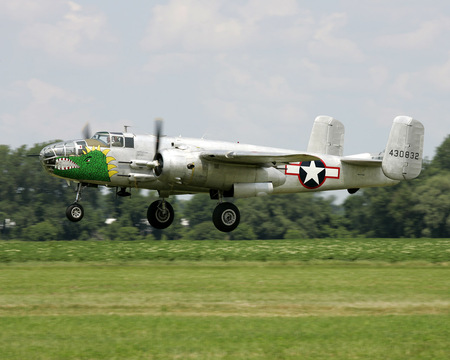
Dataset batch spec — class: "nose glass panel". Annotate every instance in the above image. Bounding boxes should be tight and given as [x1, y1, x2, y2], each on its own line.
[39, 140, 87, 173]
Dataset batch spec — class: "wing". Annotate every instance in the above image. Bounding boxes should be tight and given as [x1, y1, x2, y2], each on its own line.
[200, 150, 321, 166]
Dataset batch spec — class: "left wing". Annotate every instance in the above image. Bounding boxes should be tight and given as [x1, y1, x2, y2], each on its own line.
[200, 150, 320, 166]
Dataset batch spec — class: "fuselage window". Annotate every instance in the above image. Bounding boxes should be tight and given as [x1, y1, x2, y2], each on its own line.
[125, 137, 134, 148]
[64, 142, 76, 156]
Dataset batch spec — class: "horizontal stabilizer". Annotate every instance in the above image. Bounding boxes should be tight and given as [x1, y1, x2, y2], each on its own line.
[382, 116, 424, 180]
[341, 153, 382, 167]
[307, 115, 345, 156]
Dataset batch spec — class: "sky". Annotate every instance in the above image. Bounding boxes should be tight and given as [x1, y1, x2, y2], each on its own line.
[1, 0, 449, 161]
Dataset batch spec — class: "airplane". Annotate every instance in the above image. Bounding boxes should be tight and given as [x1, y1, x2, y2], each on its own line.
[39, 115, 424, 232]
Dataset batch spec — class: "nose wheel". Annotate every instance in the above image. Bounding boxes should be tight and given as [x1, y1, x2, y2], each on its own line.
[213, 202, 240, 232]
[66, 203, 84, 222]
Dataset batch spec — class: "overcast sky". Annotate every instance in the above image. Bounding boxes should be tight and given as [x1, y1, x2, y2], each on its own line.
[1, 0, 449, 160]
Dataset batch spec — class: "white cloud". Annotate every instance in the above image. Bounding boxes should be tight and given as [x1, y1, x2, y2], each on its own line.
[14, 1, 116, 66]
[0, 0, 67, 22]
[308, 13, 365, 62]
[388, 73, 414, 100]
[0, 79, 95, 146]
[375, 17, 450, 50]
[424, 53, 450, 91]
[369, 66, 389, 89]
[25, 78, 91, 104]
[236, 0, 301, 23]
[141, 0, 315, 53]
[142, 53, 199, 75]
[141, 0, 247, 52]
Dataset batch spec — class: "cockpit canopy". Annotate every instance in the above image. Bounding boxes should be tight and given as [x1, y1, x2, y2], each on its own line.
[90, 131, 134, 148]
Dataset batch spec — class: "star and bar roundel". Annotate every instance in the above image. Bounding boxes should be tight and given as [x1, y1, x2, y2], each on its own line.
[285, 159, 340, 189]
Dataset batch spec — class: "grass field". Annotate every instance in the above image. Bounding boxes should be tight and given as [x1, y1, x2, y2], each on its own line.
[0, 239, 449, 359]
[1, 238, 449, 263]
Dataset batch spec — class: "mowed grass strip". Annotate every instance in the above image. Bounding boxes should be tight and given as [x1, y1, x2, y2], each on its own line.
[0, 263, 448, 317]
[1, 238, 449, 263]
[1, 314, 448, 360]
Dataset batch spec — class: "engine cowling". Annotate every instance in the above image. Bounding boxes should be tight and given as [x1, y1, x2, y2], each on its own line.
[154, 149, 204, 185]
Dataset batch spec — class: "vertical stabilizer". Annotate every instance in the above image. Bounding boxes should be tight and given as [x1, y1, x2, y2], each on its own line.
[382, 116, 424, 180]
[307, 116, 345, 156]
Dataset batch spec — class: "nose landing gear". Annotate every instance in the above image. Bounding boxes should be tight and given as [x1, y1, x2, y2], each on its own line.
[66, 183, 85, 222]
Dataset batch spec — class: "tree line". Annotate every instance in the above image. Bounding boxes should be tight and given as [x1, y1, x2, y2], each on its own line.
[0, 136, 449, 241]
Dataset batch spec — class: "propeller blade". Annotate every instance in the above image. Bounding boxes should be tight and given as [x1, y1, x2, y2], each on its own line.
[154, 117, 163, 158]
[82, 123, 92, 139]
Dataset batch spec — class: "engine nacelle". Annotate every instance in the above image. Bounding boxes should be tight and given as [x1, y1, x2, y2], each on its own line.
[154, 149, 204, 185]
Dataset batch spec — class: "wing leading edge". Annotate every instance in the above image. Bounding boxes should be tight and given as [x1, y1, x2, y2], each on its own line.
[200, 150, 321, 166]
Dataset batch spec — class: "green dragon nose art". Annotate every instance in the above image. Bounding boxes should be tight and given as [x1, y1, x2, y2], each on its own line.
[53, 146, 118, 182]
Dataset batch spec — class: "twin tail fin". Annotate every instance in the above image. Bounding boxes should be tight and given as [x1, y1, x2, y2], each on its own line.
[382, 116, 424, 180]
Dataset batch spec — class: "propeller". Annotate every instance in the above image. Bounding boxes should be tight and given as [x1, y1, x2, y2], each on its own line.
[82, 123, 92, 139]
[153, 118, 164, 176]
[154, 118, 163, 154]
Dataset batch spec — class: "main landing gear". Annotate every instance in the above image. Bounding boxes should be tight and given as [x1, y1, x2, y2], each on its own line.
[146, 198, 240, 232]
[212, 202, 240, 232]
[146, 200, 174, 229]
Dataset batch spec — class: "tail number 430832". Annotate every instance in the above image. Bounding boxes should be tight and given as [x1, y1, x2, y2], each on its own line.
[388, 149, 420, 160]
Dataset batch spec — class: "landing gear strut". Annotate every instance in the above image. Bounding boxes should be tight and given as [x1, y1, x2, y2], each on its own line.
[147, 200, 174, 229]
[66, 183, 85, 222]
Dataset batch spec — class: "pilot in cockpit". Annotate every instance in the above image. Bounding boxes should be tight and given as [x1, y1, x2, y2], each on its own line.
[111, 136, 123, 147]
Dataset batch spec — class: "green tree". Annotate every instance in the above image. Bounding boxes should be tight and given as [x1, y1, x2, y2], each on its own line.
[22, 221, 58, 241]
[413, 174, 450, 237]
[431, 134, 450, 172]
[182, 194, 216, 227]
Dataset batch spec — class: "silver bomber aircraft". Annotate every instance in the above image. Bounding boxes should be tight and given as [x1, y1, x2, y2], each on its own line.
[39, 116, 424, 232]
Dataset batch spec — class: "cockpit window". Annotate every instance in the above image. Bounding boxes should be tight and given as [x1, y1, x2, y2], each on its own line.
[91, 132, 111, 146]
[90, 131, 134, 148]
[76, 140, 87, 155]
[111, 135, 124, 147]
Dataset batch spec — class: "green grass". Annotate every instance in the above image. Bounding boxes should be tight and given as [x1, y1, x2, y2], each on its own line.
[0, 261, 449, 359]
[0, 239, 448, 359]
[1, 314, 447, 360]
[0, 238, 449, 263]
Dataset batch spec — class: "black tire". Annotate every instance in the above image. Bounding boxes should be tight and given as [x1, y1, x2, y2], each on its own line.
[66, 203, 84, 222]
[212, 202, 240, 232]
[147, 200, 174, 229]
